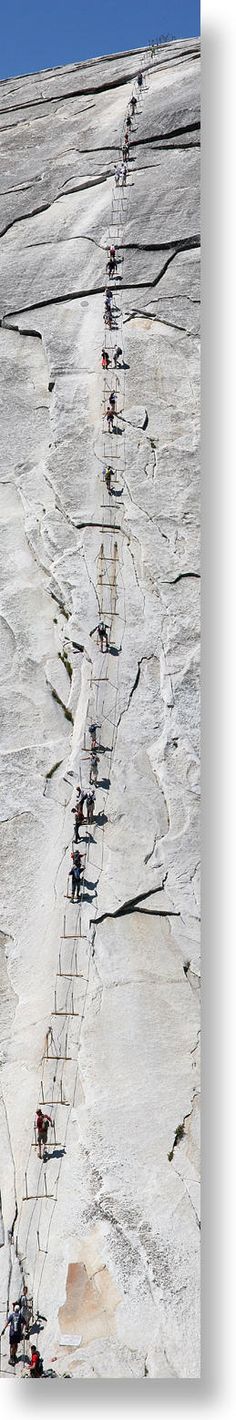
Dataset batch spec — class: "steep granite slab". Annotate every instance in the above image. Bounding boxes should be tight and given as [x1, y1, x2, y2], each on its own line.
[0, 41, 200, 1379]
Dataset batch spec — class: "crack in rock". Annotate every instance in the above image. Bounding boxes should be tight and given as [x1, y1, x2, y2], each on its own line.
[168, 1090, 198, 1163]
[90, 875, 182, 927]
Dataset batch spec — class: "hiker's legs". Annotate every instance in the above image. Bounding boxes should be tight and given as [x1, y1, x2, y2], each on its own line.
[42, 1127, 48, 1162]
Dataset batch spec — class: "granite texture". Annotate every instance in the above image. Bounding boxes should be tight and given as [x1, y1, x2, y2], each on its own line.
[0, 39, 200, 1379]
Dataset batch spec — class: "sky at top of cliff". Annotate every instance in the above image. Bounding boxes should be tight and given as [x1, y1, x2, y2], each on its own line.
[0, 0, 200, 81]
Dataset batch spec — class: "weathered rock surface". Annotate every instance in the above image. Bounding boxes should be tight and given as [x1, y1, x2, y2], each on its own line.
[0, 39, 200, 1379]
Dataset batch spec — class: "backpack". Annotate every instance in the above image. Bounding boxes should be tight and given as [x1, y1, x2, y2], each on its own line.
[16, 1314, 22, 1343]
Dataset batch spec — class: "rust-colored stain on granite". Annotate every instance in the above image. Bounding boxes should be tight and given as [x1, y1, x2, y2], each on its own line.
[58, 1241, 120, 1344]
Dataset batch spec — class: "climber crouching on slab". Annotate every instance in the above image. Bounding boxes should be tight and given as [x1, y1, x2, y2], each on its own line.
[35, 1107, 53, 1161]
[30, 1345, 43, 1378]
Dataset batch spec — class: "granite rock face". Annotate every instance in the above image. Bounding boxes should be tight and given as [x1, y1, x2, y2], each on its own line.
[0, 39, 200, 1379]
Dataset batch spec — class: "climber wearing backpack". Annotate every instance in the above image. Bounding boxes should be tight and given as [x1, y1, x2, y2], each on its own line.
[69, 850, 83, 902]
[35, 1108, 52, 1160]
[104, 465, 113, 494]
[89, 724, 98, 750]
[106, 405, 114, 431]
[113, 345, 122, 368]
[19, 1285, 31, 1340]
[90, 618, 109, 653]
[72, 798, 86, 842]
[1, 1302, 22, 1366]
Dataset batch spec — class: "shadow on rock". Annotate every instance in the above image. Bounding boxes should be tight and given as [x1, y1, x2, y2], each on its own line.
[45, 1147, 66, 1161]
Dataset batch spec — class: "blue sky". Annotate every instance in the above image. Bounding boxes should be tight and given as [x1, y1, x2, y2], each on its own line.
[0, 1, 200, 82]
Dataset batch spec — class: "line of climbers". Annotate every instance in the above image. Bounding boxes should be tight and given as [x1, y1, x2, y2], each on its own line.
[114, 73, 142, 184]
[1, 59, 146, 1381]
[101, 81, 140, 487]
[67, 72, 144, 894]
[69, 713, 106, 900]
[65, 81, 139, 909]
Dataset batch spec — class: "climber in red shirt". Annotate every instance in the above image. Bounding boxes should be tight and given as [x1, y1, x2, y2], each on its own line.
[30, 1345, 43, 1377]
[101, 348, 110, 369]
